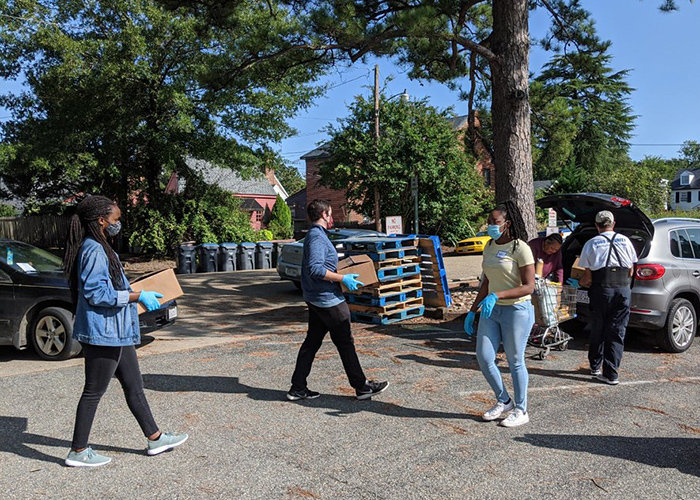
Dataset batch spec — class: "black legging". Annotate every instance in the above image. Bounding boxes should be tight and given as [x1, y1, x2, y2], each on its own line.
[71, 343, 159, 450]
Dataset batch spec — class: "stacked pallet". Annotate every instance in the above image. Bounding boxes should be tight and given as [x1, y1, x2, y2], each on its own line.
[416, 236, 453, 309]
[343, 237, 426, 324]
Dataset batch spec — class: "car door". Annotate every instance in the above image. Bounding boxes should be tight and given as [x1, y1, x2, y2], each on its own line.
[0, 264, 16, 343]
[682, 228, 700, 285]
[669, 229, 694, 289]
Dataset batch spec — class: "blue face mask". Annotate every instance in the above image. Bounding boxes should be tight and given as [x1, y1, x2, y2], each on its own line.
[105, 221, 122, 237]
[487, 224, 504, 241]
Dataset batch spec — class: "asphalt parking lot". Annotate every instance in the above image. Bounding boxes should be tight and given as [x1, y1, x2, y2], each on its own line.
[2, 269, 700, 499]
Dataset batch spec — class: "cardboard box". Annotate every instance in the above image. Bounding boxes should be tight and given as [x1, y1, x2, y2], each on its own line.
[130, 268, 184, 314]
[337, 254, 379, 293]
[570, 257, 586, 281]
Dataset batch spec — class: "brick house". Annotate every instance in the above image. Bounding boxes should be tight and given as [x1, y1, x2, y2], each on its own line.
[297, 114, 495, 230]
[172, 158, 287, 231]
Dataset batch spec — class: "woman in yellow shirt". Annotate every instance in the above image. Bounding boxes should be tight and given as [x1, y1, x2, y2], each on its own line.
[464, 201, 535, 427]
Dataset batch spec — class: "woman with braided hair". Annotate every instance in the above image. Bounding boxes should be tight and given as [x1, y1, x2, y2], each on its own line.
[464, 200, 536, 427]
[63, 195, 187, 467]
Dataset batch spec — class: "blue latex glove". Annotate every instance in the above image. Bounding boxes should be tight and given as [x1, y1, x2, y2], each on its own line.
[566, 278, 580, 289]
[138, 291, 164, 311]
[341, 273, 364, 291]
[478, 293, 498, 320]
[464, 311, 476, 336]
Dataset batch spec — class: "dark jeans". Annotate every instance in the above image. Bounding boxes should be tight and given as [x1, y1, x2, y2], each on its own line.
[71, 343, 159, 450]
[588, 285, 632, 380]
[291, 301, 367, 391]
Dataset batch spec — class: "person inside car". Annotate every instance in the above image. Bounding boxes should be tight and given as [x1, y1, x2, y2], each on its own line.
[62, 195, 188, 467]
[527, 233, 564, 282]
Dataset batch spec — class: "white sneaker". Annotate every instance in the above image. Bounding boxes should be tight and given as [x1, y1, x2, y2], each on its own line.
[499, 408, 530, 428]
[482, 400, 515, 421]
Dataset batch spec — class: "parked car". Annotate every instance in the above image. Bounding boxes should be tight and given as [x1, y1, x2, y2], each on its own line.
[538, 193, 700, 353]
[277, 228, 386, 288]
[455, 232, 491, 254]
[0, 239, 178, 361]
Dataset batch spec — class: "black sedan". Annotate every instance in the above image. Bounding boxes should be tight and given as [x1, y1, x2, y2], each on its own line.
[0, 239, 178, 360]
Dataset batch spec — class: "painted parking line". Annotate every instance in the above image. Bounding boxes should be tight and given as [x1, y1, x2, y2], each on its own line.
[459, 375, 700, 397]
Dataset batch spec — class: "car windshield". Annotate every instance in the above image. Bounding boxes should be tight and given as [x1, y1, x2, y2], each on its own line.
[1, 241, 64, 273]
[297, 230, 383, 243]
[475, 232, 488, 237]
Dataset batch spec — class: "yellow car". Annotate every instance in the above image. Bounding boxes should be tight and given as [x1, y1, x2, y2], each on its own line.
[455, 231, 491, 254]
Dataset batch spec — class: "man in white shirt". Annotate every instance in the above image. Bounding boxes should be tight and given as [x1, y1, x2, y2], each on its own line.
[578, 210, 638, 385]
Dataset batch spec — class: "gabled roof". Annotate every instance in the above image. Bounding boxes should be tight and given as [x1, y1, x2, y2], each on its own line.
[300, 145, 330, 160]
[671, 168, 700, 190]
[185, 158, 277, 196]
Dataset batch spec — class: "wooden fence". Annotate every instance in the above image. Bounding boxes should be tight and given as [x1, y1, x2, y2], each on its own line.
[0, 216, 71, 248]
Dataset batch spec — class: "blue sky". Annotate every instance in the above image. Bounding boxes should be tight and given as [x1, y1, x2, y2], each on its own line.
[1, 1, 698, 178]
[278, 0, 700, 174]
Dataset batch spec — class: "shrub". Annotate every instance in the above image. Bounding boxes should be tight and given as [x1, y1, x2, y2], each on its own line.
[0, 204, 16, 217]
[267, 195, 292, 239]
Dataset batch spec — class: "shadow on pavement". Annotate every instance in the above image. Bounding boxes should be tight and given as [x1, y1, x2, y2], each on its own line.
[0, 416, 144, 465]
[142, 374, 477, 421]
[515, 433, 700, 477]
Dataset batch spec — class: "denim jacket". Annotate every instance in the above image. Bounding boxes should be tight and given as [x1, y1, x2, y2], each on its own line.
[72, 238, 140, 346]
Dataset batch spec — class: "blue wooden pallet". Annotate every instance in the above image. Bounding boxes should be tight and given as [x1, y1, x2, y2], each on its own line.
[342, 237, 418, 253]
[346, 289, 423, 307]
[389, 234, 452, 308]
[377, 264, 421, 282]
[351, 305, 425, 325]
[345, 247, 421, 262]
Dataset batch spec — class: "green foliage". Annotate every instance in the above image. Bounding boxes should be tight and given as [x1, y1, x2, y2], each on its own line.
[319, 93, 492, 245]
[0, 0, 327, 209]
[128, 176, 256, 256]
[531, 10, 635, 181]
[267, 194, 293, 239]
[256, 229, 274, 242]
[0, 203, 16, 217]
[679, 140, 700, 169]
[273, 163, 306, 196]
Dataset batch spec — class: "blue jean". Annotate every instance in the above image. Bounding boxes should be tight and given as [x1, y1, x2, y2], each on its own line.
[476, 301, 534, 412]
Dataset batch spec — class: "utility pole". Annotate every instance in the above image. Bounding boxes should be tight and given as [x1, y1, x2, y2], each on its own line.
[374, 64, 381, 232]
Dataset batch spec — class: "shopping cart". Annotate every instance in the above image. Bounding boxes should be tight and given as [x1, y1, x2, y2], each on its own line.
[528, 278, 577, 360]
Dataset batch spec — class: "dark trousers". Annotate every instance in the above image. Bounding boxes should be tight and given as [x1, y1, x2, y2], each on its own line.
[588, 285, 631, 380]
[71, 343, 159, 450]
[291, 301, 367, 391]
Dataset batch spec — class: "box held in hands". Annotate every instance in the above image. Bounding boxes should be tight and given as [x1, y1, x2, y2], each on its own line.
[337, 254, 379, 293]
[130, 268, 184, 314]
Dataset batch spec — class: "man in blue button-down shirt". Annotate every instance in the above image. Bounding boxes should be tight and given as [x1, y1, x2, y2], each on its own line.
[288, 200, 389, 401]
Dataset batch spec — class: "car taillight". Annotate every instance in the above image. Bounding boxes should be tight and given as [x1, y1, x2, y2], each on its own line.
[635, 264, 665, 280]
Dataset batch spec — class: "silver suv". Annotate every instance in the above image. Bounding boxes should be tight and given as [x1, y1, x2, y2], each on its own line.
[539, 193, 700, 353]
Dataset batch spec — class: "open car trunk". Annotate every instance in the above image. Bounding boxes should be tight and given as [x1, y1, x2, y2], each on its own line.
[536, 193, 655, 282]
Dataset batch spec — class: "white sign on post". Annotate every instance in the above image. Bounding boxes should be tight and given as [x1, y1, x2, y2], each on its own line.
[386, 216, 403, 235]
[548, 208, 557, 227]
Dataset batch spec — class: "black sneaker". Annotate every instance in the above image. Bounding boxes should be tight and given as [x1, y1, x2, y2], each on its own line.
[355, 380, 389, 400]
[286, 388, 321, 401]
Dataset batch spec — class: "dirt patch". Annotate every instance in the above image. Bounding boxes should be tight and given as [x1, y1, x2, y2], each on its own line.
[287, 486, 320, 499]
[122, 257, 176, 277]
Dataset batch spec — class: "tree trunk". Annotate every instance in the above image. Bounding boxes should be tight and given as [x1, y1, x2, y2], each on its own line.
[490, 0, 536, 238]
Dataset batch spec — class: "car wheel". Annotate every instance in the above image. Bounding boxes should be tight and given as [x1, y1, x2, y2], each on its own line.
[656, 298, 696, 353]
[29, 307, 82, 361]
[293, 280, 302, 290]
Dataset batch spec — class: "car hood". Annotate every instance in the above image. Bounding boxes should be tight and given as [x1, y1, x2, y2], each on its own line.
[537, 193, 654, 238]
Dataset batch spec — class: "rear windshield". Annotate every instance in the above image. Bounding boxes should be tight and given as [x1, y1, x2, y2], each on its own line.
[1, 241, 64, 273]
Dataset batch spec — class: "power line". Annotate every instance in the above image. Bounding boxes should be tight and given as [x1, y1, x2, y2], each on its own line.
[629, 143, 687, 146]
